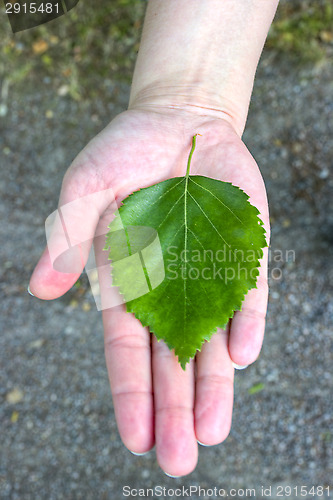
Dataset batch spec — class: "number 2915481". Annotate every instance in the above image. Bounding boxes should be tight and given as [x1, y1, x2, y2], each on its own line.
[5, 3, 59, 14]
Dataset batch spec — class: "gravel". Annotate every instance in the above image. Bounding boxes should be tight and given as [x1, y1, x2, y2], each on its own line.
[1, 43, 332, 500]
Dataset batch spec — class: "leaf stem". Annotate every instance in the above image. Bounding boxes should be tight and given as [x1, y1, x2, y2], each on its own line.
[186, 134, 200, 178]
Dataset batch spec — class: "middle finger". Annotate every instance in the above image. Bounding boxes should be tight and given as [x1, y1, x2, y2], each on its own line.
[152, 336, 198, 477]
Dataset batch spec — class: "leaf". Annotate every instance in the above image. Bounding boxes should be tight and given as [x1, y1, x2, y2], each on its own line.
[11, 411, 19, 423]
[104, 136, 267, 369]
[248, 382, 265, 395]
[32, 39, 49, 54]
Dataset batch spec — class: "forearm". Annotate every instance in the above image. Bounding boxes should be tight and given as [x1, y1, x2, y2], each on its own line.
[129, 0, 279, 136]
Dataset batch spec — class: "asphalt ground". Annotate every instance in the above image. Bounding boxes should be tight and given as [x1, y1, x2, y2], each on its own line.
[1, 12, 332, 500]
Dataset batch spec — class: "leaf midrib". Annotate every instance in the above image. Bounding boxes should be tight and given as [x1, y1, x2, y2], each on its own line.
[183, 174, 189, 345]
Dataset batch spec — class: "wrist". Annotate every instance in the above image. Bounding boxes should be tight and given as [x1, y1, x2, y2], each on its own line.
[128, 82, 245, 137]
[128, 0, 279, 137]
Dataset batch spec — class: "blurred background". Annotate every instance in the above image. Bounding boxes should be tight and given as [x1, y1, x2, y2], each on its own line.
[0, 1, 332, 498]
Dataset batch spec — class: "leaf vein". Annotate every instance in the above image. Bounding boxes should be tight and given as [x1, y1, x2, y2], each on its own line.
[188, 192, 242, 264]
[188, 228, 206, 252]
[147, 177, 184, 208]
[156, 192, 185, 231]
[190, 178, 244, 225]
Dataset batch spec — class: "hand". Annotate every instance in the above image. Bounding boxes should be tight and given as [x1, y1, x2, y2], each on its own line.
[29, 108, 270, 477]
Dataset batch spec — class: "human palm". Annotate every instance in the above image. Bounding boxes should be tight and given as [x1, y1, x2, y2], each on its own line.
[30, 109, 270, 477]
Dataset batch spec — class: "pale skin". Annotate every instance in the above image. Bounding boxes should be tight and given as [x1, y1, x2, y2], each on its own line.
[29, 0, 279, 477]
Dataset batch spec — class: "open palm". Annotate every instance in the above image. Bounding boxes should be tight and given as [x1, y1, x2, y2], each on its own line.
[30, 109, 270, 477]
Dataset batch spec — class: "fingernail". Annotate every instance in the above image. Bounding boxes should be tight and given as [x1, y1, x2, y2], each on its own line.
[197, 440, 210, 447]
[129, 450, 149, 456]
[232, 362, 249, 370]
[27, 285, 35, 297]
[164, 471, 181, 478]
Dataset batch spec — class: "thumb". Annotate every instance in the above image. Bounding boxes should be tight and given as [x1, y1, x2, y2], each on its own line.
[29, 182, 117, 300]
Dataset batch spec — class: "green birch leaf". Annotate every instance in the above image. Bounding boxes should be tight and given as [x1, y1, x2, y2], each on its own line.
[104, 135, 267, 369]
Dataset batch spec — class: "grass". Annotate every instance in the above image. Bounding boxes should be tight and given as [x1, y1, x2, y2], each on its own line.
[267, 0, 333, 62]
[0, 0, 145, 99]
[0, 0, 332, 101]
